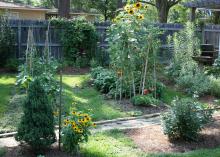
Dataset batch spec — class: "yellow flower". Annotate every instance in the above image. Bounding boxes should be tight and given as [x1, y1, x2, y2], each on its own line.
[144, 5, 148, 9]
[138, 14, 144, 20]
[72, 111, 77, 115]
[127, 8, 134, 15]
[134, 2, 142, 9]
[124, 4, 130, 11]
[92, 123, 97, 127]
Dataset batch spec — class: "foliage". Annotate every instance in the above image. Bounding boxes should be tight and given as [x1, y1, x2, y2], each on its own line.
[209, 76, 220, 97]
[0, 148, 5, 157]
[206, 57, 220, 78]
[162, 98, 213, 141]
[167, 22, 210, 96]
[62, 109, 96, 154]
[91, 66, 105, 79]
[132, 94, 159, 106]
[50, 17, 98, 67]
[0, 16, 15, 67]
[93, 69, 117, 94]
[5, 58, 19, 72]
[108, 2, 161, 100]
[16, 79, 56, 151]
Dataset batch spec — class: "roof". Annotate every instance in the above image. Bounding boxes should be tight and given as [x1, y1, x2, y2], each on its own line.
[0, 1, 50, 11]
[47, 10, 101, 16]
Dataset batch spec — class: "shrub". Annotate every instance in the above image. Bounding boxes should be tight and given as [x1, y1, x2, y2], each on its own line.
[94, 70, 116, 93]
[177, 71, 211, 96]
[90, 66, 105, 79]
[16, 79, 56, 151]
[162, 98, 213, 141]
[132, 95, 160, 106]
[62, 109, 96, 154]
[0, 16, 15, 67]
[50, 17, 98, 67]
[209, 76, 220, 97]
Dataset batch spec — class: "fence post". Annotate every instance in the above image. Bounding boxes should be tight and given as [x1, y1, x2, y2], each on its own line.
[18, 20, 21, 58]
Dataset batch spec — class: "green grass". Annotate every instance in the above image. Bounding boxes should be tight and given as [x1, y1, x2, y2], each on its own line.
[148, 147, 220, 157]
[80, 130, 220, 157]
[0, 74, 16, 117]
[62, 75, 127, 121]
[80, 130, 144, 157]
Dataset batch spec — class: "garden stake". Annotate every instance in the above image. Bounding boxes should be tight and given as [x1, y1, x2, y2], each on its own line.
[59, 66, 63, 150]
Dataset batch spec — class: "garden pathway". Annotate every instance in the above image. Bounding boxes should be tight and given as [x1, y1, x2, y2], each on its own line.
[0, 115, 161, 148]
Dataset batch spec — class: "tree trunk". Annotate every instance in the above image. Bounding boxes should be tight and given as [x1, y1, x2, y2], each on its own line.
[156, 0, 169, 23]
[58, 0, 70, 18]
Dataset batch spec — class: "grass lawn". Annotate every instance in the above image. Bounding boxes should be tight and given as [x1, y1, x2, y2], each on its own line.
[80, 130, 220, 157]
[62, 75, 127, 121]
[0, 74, 16, 117]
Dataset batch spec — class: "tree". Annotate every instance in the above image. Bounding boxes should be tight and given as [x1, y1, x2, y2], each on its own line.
[58, 0, 70, 18]
[16, 78, 56, 151]
[139, 0, 182, 23]
[88, 0, 118, 21]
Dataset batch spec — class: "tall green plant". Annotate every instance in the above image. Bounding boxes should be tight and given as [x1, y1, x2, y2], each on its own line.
[0, 16, 15, 67]
[16, 78, 56, 151]
[167, 22, 210, 95]
[107, 2, 161, 99]
[50, 17, 98, 67]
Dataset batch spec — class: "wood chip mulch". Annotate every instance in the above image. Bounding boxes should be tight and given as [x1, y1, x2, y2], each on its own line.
[125, 116, 220, 153]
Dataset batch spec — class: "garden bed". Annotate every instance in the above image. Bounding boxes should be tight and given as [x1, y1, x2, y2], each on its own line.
[125, 115, 220, 153]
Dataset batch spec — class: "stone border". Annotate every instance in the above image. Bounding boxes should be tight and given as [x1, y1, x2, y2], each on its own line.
[0, 113, 160, 138]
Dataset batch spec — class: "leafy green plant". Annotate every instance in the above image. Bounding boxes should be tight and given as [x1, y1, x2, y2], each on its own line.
[167, 22, 210, 96]
[62, 109, 96, 155]
[50, 17, 98, 67]
[94, 69, 117, 93]
[16, 78, 56, 152]
[162, 98, 213, 141]
[132, 94, 160, 106]
[0, 16, 15, 67]
[91, 66, 105, 79]
[206, 57, 220, 77]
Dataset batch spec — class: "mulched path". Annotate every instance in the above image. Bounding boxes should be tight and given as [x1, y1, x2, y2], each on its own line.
[4, 144, 72, 157]
[125, 115, 220, 153]
[116, 99, 167, 115]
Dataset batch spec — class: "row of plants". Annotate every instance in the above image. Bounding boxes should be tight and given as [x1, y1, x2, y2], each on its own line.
[15, 28, 95, 155]
[89, 2, 166, 106]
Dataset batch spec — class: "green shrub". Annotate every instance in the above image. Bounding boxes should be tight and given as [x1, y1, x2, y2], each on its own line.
[91, 66, 105, 79]
[132, 95, 160, 106]
[177, 71, 211, 96]
[50, 17, 98, 67]
[0, 16, 15, 67]
[5, 58, 19, 72]
[209, 77, 220, 97]
[16, 78, 56, 152]
[94, 69, 116, 93]
[62, 109, 95, 155]
[206, 57, 220, 77]
[162, 98, 213, 141]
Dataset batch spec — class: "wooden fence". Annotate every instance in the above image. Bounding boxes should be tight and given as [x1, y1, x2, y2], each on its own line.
[6, 19, 220, 62]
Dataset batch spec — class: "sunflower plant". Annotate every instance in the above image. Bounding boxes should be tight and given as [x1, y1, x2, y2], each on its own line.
[107, 1, 161, 100]
[62, 109, 96, 154]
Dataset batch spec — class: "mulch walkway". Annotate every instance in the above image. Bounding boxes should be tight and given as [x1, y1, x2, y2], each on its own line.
[125, 115, 220, 153]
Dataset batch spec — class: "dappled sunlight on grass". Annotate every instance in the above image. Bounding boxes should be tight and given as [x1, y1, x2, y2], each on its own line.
[80, 130, 143, 157]
[0, 74, 16, 116]
[62, 75, 127, 121]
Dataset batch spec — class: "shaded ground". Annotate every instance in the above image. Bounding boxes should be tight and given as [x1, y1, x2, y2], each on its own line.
[125, 116, 220, 153]
[116, 99, 167, 116]
[62, 67, 90, 75]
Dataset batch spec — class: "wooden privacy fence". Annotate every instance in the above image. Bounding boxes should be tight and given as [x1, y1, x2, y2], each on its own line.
[6, 19, 220, 62]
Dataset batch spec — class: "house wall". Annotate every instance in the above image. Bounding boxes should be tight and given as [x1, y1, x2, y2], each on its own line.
[0, 8, 46, 20]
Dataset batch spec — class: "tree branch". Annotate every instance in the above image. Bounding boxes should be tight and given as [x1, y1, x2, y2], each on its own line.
[138, 0, 156, 7]
[168, 0, 182, 7]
